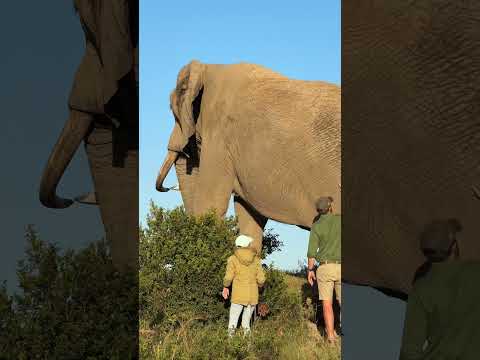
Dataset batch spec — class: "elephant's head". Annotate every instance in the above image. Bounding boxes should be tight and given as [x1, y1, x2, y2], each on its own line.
[156, 60, 205, 213]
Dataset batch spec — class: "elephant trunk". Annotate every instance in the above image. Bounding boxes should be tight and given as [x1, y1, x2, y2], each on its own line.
[156, 150, 179, 192]
[39, 111, 93, 208]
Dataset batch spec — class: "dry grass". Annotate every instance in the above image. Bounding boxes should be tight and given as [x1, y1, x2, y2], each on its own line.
[140, 317, 340, 360]
[285, 274, 307, 295]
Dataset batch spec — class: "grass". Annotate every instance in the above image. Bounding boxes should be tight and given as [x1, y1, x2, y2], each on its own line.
[140, 274, 341, 360]
[285, 274, 307, 295]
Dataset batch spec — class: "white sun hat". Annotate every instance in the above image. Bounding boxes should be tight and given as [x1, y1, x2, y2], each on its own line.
[235, 234, 253, 248]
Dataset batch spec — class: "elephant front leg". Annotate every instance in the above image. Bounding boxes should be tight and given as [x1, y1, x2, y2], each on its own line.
[84, 126, 139, 272]
[192, 144, 234, 217]
[234, 196, 267, 256]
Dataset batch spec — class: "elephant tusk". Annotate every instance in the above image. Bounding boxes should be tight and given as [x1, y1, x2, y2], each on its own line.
[169, 184, 180, 191]
[156, 150, 179, 192]
[39, 110, 93, 209]
[472, 185, 480, 200]
[74, 192, 98, 205]
[104, 113, 121, 128]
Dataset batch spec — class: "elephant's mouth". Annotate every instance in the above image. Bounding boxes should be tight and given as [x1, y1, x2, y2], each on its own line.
[156, 150, 179, 192]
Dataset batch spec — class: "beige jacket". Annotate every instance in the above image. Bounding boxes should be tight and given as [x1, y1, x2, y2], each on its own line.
[223, 248, 266, 305]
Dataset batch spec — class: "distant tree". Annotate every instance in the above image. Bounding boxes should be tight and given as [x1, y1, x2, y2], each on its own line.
[260, 228, 284, 260]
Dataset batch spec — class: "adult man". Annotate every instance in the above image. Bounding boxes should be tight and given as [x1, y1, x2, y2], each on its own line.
[307, 196, 341, 343]
[400, 219, 480, 359]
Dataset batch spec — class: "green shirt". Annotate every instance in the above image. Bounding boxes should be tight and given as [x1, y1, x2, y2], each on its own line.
[400, 261, 480, 360]
[307, 213, 341, 261]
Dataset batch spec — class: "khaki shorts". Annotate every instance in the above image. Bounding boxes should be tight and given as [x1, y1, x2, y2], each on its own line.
[316, 263, 341, 304]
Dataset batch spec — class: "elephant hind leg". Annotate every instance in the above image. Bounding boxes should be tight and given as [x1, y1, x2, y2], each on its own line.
[234, 196, 267, 256]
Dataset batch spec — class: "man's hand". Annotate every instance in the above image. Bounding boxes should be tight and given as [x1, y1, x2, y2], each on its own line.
[308, 269, 316, 286]
[307, 257, 317, 286]
[222, 287, 230, 300]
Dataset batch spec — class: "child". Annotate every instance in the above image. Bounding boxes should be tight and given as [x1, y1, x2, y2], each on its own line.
[223, 234, 266, 337]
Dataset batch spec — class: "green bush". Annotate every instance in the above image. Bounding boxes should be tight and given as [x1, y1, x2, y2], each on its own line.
[259, 266, 294, 317]
[0, 226, 138, 360]
[139, 204, 284, 329]
[139, 205, 235, 327]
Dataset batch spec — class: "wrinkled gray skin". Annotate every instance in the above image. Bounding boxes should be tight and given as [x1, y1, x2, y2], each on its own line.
[343, 1, 480, 297]
[157, 61, 341, 254]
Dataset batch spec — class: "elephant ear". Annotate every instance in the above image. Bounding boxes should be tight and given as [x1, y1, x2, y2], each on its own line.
[170, 60, 205, 152]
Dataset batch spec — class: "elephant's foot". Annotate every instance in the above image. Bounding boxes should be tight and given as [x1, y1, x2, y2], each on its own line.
[74, 192, 98, 205]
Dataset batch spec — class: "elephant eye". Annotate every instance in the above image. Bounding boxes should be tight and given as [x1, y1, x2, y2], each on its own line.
[178, 79, 188, 92]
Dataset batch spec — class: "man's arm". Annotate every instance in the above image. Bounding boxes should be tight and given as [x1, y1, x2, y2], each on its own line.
[399, 291, 428, 360]
[307, 226, 321, 285]
[307, 225, 321, 259]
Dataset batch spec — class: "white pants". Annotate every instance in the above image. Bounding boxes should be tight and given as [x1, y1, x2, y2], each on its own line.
[228, 303, 255, 333]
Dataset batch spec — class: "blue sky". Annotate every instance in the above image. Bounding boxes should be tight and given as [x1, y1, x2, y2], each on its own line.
[140, 0, 340, 269]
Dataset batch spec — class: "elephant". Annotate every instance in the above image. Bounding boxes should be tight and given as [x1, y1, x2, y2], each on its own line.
[342, 0, 480, 298]
[156, 60, 341, 254]
[38, 0, 139, 270]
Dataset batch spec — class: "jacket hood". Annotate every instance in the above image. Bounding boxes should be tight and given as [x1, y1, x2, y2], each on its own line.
[234, 248, 256, 265]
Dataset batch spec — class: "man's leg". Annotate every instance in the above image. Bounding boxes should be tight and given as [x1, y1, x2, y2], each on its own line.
[317, 264, 336, 341]
[322, 300, 335, 340]
[334, 264, 342, 334]
[228, 303, 243, 336]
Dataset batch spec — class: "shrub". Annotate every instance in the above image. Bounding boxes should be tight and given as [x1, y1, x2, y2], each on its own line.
[139, 205, 236, 327]
[0, 226, 138, 360]
[259, 264, 301, 317]
[139, 204, 284, 329]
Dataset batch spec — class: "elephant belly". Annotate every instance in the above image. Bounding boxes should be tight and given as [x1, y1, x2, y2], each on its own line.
[236, 168, 340, 228]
